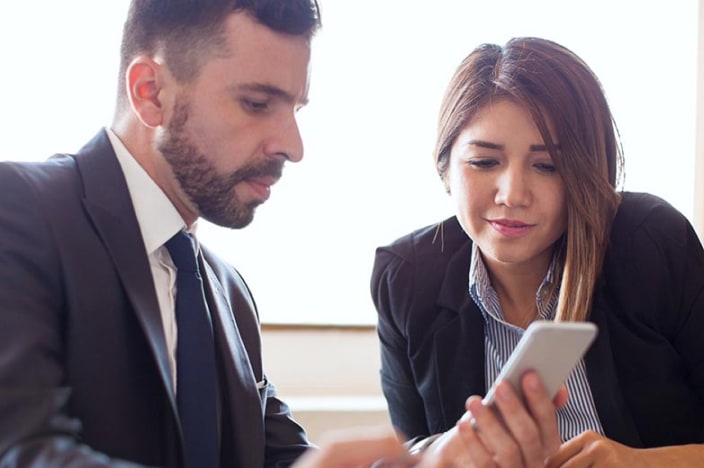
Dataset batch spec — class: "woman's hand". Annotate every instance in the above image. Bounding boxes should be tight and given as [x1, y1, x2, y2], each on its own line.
[414, 422, 481, 467]
[420, 371, 568, 467]
[293, 371, 570, 468]
[546, 431, 704, 467]
[545, 430, 643, 467]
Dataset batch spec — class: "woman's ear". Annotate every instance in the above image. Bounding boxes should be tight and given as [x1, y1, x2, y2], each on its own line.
[125, 56, 165, 128]
[442, 173, 451, 195]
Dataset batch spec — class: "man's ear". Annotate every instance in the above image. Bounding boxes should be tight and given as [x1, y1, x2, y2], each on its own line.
[125, 56, 166, 128]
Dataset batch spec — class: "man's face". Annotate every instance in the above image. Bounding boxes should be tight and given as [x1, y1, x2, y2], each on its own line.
[157, 12, 311, 228]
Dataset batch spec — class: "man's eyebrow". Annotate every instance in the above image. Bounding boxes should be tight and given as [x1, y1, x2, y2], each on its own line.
[466, 140, 559, 152]
[235, 83, 309, 106]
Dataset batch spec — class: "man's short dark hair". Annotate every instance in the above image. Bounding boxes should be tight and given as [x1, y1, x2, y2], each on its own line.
[117, 0, 321, 105]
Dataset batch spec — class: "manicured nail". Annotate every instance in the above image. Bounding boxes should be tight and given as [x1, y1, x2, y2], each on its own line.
[526, 373, 542, 392]
[468, 398, 484, 415]
[497, 384, 510, 402]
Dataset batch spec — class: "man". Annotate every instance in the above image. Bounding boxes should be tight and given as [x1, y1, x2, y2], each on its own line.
[0, 0, 573, 465]
[0, 1, 319, 466]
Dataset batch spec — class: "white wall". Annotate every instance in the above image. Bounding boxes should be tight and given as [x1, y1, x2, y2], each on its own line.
[1, 2, 700, 327]
[261, 327, 391, 443]
[695, 0, 704, 238]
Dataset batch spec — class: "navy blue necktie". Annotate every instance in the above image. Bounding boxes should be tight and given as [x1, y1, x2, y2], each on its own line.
[165, 231, 219, 468]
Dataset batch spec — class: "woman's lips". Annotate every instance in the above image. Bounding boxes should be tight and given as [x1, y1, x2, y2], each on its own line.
[488, 218, 535, 237]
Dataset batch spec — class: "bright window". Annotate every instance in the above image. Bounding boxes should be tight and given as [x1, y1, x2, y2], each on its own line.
[1, 1, 698, 325]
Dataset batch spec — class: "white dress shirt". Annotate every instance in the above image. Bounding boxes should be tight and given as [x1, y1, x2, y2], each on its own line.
[106, 127, 193, 390]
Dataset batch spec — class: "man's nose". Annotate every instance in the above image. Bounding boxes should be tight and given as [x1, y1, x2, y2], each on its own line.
[265, 115, 304, 163]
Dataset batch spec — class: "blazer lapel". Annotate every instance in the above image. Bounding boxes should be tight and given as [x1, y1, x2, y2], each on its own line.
[432, 305, 486, 430]
[433, 239, 486, 430]
[201, 259, 264, 468]
[73, 131, 175, 403]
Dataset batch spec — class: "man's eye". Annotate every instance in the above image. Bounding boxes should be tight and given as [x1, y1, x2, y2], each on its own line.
[242, 99, 269, 112]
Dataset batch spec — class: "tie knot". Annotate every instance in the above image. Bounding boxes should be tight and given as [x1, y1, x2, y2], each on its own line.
[165, 231, 199, 273]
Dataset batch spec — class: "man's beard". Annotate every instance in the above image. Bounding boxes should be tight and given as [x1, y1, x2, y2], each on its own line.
[158, 100, 283, 229]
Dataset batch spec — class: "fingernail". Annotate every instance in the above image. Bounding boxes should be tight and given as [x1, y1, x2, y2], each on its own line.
[527, 373, 542, 391]
[497, 382, 513, 402]
[467, 399, 484, 415]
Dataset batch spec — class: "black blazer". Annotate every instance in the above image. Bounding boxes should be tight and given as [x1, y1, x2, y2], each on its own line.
[371, 192, 704, 448]
[0, 131, 310, 467]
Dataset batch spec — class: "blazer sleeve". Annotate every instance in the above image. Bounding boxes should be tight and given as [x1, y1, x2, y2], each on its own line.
[261, 384, 311, 468]
[0, 163, 143, 467]
[643, 200, 704, 398]
[601, 193, 704, 444]
[371, 246, 430, 440]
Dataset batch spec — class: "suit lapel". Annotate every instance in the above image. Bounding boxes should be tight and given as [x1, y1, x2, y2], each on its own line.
[433, 238, 486, 430]
[73, 131, 176, 404]
[201, 259, 264, 468]
[432, 304, 486, 430]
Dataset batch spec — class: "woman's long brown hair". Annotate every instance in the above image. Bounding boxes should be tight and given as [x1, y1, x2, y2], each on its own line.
[435, 37, 623, 322]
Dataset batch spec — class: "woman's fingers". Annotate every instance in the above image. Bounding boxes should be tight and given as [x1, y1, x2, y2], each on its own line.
[521, 372, 563, 455]
[488, 382, 545, 466]
[467, 395, 524, 467]
[459, 371, 563, 467]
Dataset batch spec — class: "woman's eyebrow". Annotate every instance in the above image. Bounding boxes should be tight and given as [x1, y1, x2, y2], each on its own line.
[467, 140, 558, 151]
[528, 144, 561, 151]
[467, 139, 503, 150]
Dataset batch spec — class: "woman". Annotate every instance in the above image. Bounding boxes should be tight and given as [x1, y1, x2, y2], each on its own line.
[371, 37, 704, 466]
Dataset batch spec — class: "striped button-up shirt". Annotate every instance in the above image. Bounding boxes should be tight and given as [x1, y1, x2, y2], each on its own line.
[468, 244, 604, 441]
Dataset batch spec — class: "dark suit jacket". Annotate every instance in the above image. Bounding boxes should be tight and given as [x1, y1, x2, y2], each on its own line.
[371, 192, 704, 448]
[0, 130, 310, 467]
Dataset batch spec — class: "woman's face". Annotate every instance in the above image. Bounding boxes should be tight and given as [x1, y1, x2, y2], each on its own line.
[447, 99, 567, 274]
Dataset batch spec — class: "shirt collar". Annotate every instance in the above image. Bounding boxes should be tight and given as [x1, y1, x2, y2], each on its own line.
[468, 243, 560, 322]
[106, 127, 191, 254]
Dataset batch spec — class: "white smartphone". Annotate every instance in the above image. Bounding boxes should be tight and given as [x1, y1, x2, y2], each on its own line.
[482, 321, 598, 406]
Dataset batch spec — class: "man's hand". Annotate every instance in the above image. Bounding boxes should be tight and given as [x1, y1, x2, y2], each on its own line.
[292, 427, 417, 467]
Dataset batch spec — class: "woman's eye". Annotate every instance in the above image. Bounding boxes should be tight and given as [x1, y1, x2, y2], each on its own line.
[468, 159, 499, 169]
[534, 162, 557, 173]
